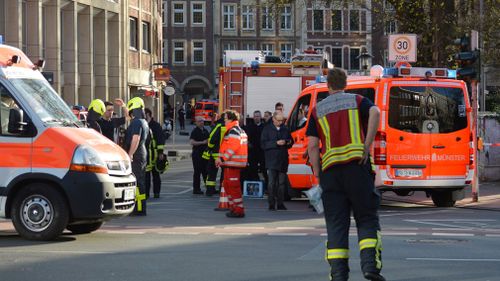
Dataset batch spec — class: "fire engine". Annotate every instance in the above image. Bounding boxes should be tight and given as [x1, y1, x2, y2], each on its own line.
[218, 50, 330, 118]
[194, 99, 219, 124]
[287, 65, 474, 207]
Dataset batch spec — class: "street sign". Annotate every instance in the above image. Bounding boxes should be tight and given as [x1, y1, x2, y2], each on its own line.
[388, 34, 417, 62]
[164, 86, 175, 96]
[154, 67, 170, 81]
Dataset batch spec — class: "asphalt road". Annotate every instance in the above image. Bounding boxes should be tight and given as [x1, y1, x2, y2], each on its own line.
[1, 159, 500, 281]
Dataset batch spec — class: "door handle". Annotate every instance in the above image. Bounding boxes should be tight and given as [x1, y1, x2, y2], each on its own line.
[432, 145, 445, 149]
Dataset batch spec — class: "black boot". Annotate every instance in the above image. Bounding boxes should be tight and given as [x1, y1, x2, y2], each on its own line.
[328, 259, 349, 281]
[364, 272, 386, 281]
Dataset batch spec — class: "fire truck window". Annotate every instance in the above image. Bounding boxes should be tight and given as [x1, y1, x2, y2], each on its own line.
[388, 86, 467, 134]
[205, 104, 214, 110]
[195, 103, 202, 110]
[317, 91, 329, 104]
[288, 94, 311, 132]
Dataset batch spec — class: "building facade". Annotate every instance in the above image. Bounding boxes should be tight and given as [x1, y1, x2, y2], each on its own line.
[302, 0, 373, 73]
[163, 0, 215, 104]
[0, 0, 162, 117]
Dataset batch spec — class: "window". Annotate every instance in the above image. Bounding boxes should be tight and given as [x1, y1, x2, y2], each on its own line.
[192, 40, 205, 64]
[385, 20, 397, 34]
[243, 43, 255, 50]
[261, 43, 274, 56]
[313, 10, 324, 31]
[242, 5, 254, 30]
[280, 43, 292, 61]
[173, 2, 185, 25]
[350, 48, 360, 70]
[129, 17, 138, 49]
[191, 2, 205, 25]
[261, 6, 273, 30]
[142, 21, 150, 52]
[223, 4, 235, 30]
[331, 10, 342, 31]
[331, 48, 342, 68]
[163, 40, 168, 62]
[173, 41, 185, 64]
[388, 87, 467, 133]
[287, 94, 311, 132]
[280, 5, 292, 30]
[349, 88, 375, 103]
[349, 10, 360, 31]
[223, 42, 236, 51]
[162, 3, 166, 26]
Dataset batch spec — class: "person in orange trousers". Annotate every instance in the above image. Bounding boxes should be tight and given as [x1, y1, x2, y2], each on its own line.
[215, 110, 248, 218]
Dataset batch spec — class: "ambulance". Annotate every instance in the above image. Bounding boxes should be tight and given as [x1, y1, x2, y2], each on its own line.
[0, 44, 136, 240]
[287, 65, 474, 207]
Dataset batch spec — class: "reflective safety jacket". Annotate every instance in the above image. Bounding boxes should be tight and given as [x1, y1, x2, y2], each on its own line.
[202, 121, 226, 160]
[146, 119, 165, 172]
[219, 120, 248, 168]
[311, 92, 366, 171]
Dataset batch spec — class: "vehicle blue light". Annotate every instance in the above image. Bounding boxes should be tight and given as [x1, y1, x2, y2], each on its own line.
[383, 67, 398, 76]
[447, 69, 457, 78]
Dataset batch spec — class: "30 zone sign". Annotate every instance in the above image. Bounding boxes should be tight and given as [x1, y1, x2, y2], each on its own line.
[388, 34, 417, 62]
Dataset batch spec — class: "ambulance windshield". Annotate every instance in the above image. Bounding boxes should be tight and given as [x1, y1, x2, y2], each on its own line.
[10, 78, 82, 127]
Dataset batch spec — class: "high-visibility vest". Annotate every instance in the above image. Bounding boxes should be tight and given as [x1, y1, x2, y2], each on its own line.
[202, 122, 226, 160]
[219, 120, 248, 168]
[311, 92, 366, 172]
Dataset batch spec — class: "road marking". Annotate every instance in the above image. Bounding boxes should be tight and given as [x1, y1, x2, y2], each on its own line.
[432, 233, 474, 237]
[407, 258, 500, 262]
[268, 233, 308, 236]
[173, 226, 216, 229]
[214, 233, 252, 236]
[223, 226, 265, 230]
[431, 228, 473, 231]
[276, 227, 316, 230]
[384, 232, 417, 236]
[105, 231, 145, 234]
[160, 232, 200, 235]
[485, 234, 500, 237]
[0, 250, 112, 255]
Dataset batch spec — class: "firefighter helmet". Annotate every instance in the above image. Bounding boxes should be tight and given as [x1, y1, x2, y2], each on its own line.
[127, 97, 145, 111]
[155, 157, 169, 174]
[88, 99, 106, 116]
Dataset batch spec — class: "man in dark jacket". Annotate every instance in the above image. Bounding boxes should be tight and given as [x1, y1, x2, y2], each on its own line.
[245, 110, 266, 183]
[97, 99, 129, 143]
[145, 108, 166, 199]
[261, 111, 293, 210]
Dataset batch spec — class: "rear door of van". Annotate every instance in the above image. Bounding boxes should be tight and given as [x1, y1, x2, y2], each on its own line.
[385, 80, 470, 182]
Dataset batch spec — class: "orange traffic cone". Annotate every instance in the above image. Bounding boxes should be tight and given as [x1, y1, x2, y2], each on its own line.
[214, 185, 230, 211]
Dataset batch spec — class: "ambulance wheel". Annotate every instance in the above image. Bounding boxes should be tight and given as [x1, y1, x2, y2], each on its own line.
[431, 191, 456, 207]
[394, 190, 411, 197]
[67, 222, 104, 234]
[11, 183, 69, 241]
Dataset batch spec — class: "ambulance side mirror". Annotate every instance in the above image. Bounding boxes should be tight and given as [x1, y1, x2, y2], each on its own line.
[8, 108, 27, 134]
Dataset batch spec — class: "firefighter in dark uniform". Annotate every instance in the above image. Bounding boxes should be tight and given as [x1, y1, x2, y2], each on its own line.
[202, 113, 226, 196]
[124, 97, 149, 216]
[306, 68, 384, 281]
[145, 108, 166, 199]
[189, 116, 209, 194]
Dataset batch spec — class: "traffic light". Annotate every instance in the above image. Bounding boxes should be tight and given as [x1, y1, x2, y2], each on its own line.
[453, 35, 480, 81]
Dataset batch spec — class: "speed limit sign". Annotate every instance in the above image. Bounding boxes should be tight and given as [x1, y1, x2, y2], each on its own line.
[388, 34, 417, 62]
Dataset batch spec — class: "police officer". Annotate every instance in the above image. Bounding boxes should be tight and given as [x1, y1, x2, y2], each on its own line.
[124, 97, 149, 216]
[202, 113, 226, 196]
[145, 108, 166, 199]
[306, 68, 384, 281]
[189, 116, 209, 194]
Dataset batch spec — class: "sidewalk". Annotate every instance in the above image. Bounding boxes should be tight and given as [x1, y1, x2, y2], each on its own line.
[164, 122, 196, 162]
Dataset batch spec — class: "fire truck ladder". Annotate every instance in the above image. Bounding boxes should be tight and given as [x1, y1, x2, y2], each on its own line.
[228, 59, 244, 114]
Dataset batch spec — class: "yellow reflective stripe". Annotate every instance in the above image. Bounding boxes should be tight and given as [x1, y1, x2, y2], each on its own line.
[135, 187, 146, 212]
[376, 231, 383, 269]
[318, 116, 331, 151]
[326, 248, 349, 260]
[322, 149, 364, 169]
[323, 143, 364, 158]
[359, 238, 377, 250]
[348, 109, 362, 144]
[206, 180, 216, 186]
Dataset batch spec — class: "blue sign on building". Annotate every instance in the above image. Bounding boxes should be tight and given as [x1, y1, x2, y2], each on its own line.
[0, 35, 3, 44]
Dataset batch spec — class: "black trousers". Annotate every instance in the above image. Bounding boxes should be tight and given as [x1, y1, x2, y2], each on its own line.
[267, 169, 286, 207]
[321, 162, 382, 280]
[132, 158, 147, 214]
[145, 169, 161, 197]
[192, 152, 207, 192]
[205, 158, 219, 190]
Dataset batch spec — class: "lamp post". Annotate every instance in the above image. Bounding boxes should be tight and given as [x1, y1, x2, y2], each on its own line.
[356, 51, 374, 75]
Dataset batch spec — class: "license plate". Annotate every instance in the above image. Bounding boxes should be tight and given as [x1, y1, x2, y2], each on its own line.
[123, 188, 135, 200]
[395, 169, 422, 177]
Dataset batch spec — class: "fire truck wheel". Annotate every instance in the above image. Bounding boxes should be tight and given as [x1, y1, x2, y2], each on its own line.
[67, 222, 104, 234]
[11, 183, 69, 241]
[431, 191, 456, 207]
